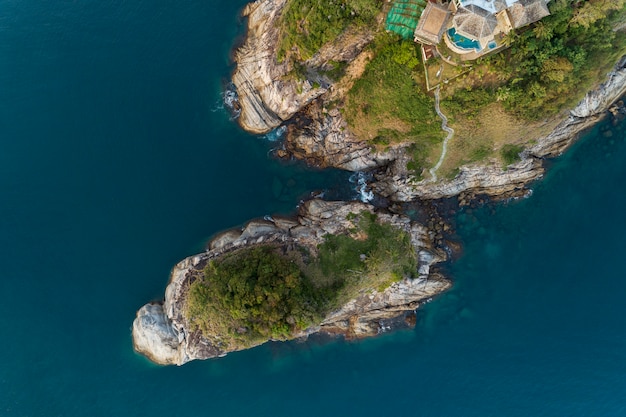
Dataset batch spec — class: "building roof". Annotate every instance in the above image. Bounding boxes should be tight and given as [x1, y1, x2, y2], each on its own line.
[458, 0, 511, 14]
[414, 2, 451, 45]
[507, 0, 550, 28]
[453, 5, 498, 41]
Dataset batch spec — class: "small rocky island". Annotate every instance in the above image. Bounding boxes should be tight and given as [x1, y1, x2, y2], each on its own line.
[133, 200, 450, 365]
[133, 0, 626, 365]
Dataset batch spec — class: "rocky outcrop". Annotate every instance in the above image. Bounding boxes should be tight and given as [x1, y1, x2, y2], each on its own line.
[232, 0, 326, 134]
[373, 157, 545, 202]
[132, 199, 450, 365]
[133, 303, 183, 365]
[321, 273, 450, 337]
[285, 101, 402, 171]
[232, 0, 390, 170]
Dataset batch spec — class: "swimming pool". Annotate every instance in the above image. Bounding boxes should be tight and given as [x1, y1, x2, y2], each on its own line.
[447, 28, 480, 51]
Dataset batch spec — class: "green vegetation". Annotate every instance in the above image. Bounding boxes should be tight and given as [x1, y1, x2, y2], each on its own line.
[484, 0, 626, 119]
[320, 60, 348, 82]
[278, 0, 382, 61]
[343, 35, 443, 176]
[501, 144, 523, 166]
[274, 0, 626, 179]
[312, 212, 417, 301]
[184, 213, 417, 348]
[185, 246, 321, 348]
[442, 87, 495, 120]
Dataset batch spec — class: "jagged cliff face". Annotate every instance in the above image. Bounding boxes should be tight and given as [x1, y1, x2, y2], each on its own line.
[132, 200, 450, 365]
[232, 0, 326, 134]
[232, 0, 392, 171]
[284, 101, 405, 170]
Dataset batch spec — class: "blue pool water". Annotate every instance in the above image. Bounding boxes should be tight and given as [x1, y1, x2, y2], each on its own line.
[2, 1, 626, 416]
[447, 27, 481, 51]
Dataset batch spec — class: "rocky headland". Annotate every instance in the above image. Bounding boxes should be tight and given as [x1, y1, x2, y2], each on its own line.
[231, 0, 626, 201]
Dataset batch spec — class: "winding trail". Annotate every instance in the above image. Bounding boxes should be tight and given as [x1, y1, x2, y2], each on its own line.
[429, 86, 455, 182]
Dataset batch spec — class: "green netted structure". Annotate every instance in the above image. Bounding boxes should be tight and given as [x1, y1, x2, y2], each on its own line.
[385, 0, 427, 39]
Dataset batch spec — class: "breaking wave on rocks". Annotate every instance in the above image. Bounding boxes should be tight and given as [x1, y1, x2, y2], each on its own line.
[350, 171, 374, 203]
[214, 82, 241, 120]
[263, 125, 286, 142]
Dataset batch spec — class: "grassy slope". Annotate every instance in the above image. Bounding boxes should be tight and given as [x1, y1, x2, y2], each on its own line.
[278, 0, 382, 61]
[342, 35, 444, 178]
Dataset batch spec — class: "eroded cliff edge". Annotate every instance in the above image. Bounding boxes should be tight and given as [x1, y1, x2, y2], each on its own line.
[133, 200, 450, 365]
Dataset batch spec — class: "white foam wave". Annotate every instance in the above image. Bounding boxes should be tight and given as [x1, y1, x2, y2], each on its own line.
[214, 83, 240, 120]
[263, 125, 286, 142]
[349, 172, 374, 203]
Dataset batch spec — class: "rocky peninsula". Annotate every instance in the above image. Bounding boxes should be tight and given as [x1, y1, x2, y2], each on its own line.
[231, 0, 626, 201]
[133, 0, 626, 365]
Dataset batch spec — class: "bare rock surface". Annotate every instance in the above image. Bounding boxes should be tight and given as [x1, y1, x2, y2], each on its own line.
[133, 303, 182, 365]
[321, 274, 451, 337]
[285, 102, 403, 171]
[232, 0, 326, 134]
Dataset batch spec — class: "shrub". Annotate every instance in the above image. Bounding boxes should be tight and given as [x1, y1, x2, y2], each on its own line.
[501, 144, 523, 166]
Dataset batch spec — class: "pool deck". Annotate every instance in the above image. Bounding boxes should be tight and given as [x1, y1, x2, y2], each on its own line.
[444, 30, 480, 56]
[443, 29, 507, 61]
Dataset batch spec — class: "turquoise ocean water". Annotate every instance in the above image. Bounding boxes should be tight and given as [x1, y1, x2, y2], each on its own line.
[1, 1, 625, 415]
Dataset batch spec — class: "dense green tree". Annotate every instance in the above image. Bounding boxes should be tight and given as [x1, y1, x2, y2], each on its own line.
[533, 22, 553, 40]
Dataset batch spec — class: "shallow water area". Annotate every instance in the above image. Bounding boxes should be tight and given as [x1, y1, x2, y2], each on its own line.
[1, 1, 626, 416]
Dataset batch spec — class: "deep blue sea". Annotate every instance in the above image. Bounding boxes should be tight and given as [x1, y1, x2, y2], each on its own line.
[1, 1, 625, 416]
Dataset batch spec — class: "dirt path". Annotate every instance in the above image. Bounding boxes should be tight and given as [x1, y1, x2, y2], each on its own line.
[429, 86, 454, 182]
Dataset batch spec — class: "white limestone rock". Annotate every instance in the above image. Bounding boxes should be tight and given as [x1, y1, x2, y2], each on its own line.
[132, 303, 182, 365]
